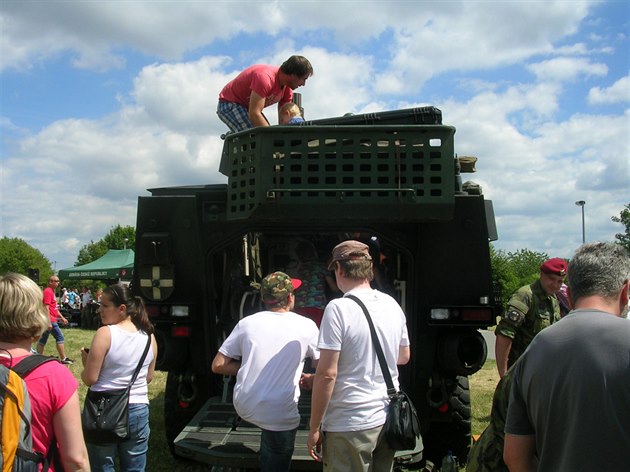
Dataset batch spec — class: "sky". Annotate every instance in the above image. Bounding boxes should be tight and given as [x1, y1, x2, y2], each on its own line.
[1, 0, 628, 271]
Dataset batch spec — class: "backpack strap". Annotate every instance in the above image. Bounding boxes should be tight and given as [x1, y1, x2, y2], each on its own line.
[9, 354, 61, 472]
[12, 355, 59, 378]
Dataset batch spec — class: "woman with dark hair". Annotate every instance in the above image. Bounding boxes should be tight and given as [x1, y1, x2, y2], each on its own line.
[80, 284, 157, 471]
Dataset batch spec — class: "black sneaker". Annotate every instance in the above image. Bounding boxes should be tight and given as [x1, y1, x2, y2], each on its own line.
[61, 357, 74, 365]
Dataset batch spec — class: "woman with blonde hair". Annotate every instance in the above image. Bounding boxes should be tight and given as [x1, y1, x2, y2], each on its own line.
[0, 272, 90, 471]
[81, 284, 157, 471]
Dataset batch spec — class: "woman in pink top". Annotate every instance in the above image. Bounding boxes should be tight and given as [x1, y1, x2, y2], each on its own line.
[0, 273, 90, 471]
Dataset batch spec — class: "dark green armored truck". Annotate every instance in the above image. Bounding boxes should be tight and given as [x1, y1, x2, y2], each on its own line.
[132, 107, 500, 470]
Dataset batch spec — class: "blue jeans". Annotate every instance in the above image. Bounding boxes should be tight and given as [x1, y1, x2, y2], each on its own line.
[87, 403, 150, 472]
[259, 427, 297, 472]
[38, 322, 64, 346]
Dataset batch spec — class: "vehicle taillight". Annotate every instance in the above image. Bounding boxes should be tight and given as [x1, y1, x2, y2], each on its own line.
[172, 326, 192, 338]
[461, 308, 493, 321]
[146, 305, 159, 317]
[145, 305, 190, 318]
[171, 305, 189, 317]
[430, 306, 494, 322]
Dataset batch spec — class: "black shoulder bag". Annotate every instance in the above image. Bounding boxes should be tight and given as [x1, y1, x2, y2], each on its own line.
[82, 335, 152, 443]
[346, 294, 421, 451]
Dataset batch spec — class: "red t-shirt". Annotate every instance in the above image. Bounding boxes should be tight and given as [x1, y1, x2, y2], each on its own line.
[43, 287, 59, 323]
[1, 355, 78, 470]
[219, 64, 293, 109]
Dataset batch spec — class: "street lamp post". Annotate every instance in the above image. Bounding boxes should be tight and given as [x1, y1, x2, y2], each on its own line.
[575, 200, 586, 244]
[124, 238, 129, 250]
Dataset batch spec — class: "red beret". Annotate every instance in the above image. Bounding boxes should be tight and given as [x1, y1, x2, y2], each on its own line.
[540, 258, 567, 276]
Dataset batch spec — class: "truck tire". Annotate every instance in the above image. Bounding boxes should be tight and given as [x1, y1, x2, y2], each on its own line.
[423, 375, 471, 465]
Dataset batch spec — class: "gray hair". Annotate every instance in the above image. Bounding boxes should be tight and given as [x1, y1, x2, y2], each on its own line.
[568, 242, 630, 302]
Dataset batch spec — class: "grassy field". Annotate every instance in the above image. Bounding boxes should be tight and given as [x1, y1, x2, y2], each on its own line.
[52, 327, 499, 471]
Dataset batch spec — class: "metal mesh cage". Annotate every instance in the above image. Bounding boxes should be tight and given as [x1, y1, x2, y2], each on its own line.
[221, 125, 456, 221]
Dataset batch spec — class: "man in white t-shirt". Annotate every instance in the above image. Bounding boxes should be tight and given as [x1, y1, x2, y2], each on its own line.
[212, 271, 319, 472]
[307, 240, 410, 471]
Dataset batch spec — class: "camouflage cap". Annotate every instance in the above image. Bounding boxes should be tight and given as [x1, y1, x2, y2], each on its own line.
[260, 271, 302, 306]
[327, 240, 372, 270]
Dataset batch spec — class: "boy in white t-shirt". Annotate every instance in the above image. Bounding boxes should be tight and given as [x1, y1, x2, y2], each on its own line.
[212, 271, 319, 472]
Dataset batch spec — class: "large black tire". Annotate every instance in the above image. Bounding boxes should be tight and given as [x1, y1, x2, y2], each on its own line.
[422, 376, 471, 466]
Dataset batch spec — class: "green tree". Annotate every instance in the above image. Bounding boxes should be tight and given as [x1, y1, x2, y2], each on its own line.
[490, 246, 550, 306]
[76, 225, 136, 266]
[0, 237, 53, 283]
[611, 204, 630, 251]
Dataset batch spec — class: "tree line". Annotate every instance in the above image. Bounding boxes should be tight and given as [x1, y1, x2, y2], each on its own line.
[0, 225, 134, 287]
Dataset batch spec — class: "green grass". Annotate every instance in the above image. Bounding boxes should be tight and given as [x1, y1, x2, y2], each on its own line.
[470, 359, 498, 436]
[53, 327, 498, 471]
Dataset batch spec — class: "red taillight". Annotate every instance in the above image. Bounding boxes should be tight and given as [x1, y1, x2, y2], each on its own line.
[146, 305, 159, 317]
[461, 308, 493, 321]
[171, 326, 192, 338]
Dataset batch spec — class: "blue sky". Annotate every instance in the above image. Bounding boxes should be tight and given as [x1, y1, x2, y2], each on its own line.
[1, 0, 628, 271]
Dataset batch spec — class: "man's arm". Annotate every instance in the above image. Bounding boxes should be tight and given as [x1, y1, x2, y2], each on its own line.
[307, 349, 339, 461]
[398, 345, 410, 365]
[504, 433, 537, 472]
[248, 91, 270, 127]
[211, 352, 241, 376]
[495, 333, 513, 378]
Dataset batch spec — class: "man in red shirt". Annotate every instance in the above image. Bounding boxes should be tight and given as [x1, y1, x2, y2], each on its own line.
[217, 55, 313, 133]
[36, 275, 73, 364]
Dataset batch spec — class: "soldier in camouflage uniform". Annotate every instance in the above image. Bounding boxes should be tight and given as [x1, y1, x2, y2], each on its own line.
[495, 258, 567, 378]
[466, 366, 514, 472]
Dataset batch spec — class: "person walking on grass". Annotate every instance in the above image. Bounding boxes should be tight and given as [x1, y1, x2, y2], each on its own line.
[36, 275, 73, 364]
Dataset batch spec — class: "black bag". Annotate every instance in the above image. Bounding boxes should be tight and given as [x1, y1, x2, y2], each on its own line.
[82, 388, 130, 443]
[346, 295, 421, 451]
[82, 336, 151, 443]
[383, 390, 421, 451]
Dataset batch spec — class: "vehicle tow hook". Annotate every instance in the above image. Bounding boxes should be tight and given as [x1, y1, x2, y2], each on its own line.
[177, 374, 197, 407]
[427, 382, 449, 412]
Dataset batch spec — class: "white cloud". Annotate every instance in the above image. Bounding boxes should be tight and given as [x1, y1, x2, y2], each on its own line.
[527, 57, 608, 82]
[379, 0, 594, 94]
[587, 75, 630, 104]
[441, 83, 628, 258]
[1, 0, 597, 79]
[131, 56, 229, 134]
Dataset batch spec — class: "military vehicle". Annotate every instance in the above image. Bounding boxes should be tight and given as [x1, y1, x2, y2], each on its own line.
[132, 105, 500, 469]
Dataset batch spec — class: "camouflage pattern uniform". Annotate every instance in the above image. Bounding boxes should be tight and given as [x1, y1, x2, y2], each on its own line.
[495, 279, 560, 368]
[466, 367, 514, 472]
